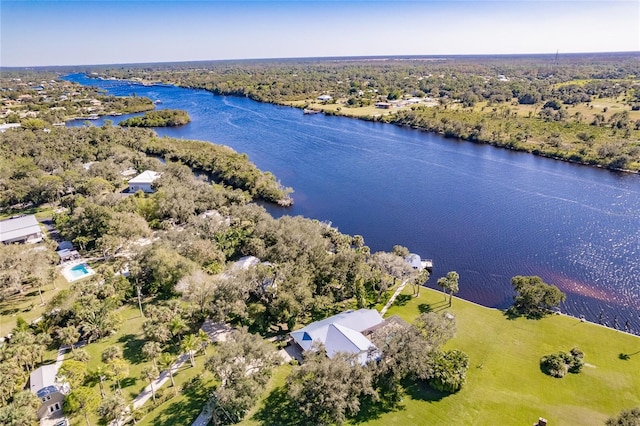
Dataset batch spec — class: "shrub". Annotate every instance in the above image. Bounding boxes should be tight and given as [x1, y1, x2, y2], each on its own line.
[540, 347, 584, 378]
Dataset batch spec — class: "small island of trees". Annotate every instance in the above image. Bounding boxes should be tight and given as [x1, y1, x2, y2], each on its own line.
[119, 109, 191, 127]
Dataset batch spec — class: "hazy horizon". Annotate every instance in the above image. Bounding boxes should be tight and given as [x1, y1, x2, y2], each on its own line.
[2, 1, 639, 68]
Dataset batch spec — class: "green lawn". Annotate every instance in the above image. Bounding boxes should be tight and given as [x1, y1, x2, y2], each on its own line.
[0, 274, 70, 337]
[136, 366, 215, 426]
[366, 287, 640, 426]
[63, 304, 212, 426]
[239, 287, 639, 426]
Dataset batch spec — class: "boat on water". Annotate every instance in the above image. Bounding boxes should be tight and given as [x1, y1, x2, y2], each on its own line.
[303, 109, 321, 115]
[154, 100, 162, 104]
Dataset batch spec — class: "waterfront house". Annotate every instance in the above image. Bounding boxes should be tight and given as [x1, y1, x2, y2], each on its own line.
[29, 364, 70, 421]
[317, 94, 332, 101]
[290, 309, 383, 365]
[375, 102, 393, 109]
[404, 253, 433, 271]
[404, 253, 423, 269]
[0, 215, 43, 244]
[128, 170, 161, 193]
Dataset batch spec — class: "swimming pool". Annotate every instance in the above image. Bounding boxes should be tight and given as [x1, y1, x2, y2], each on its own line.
[62, 263, 95, 282]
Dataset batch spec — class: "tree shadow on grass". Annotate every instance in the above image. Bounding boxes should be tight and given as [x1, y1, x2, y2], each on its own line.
[118, 334, 146, 364]
[251, 386, 306, 426]
[350, 394, 404, 424]
[403, 379, 448, 403]
[503, 307, 546, 321]
[393, 294, 413, 307]
[120, 377, 137, 390]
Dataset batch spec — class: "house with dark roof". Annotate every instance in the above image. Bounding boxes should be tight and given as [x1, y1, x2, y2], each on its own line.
[29, 364, 69, 420]
[290, 309, 384, 365]
[0, 215, 43, 244]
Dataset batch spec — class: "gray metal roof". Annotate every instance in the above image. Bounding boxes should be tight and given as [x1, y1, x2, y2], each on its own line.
[128, 170, 160, 184]
[29, 364, 59, 396]
[290, 309, 383, 364]
[0, 215, 42, 243]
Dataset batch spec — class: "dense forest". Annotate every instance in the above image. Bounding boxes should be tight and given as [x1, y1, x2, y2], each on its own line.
[89, 53, 640, 171]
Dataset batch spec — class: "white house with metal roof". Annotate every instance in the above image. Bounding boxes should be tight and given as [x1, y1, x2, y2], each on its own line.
[29, 364, 69, 420]
[290, 309, 383, 365]
[128, 170, 161, 193]
[0, 214, 43, 244]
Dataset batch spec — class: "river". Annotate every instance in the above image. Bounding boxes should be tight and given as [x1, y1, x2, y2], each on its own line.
[64, 74, 640, 335]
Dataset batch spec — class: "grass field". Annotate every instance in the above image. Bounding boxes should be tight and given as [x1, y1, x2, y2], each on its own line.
[238, 287, 639, 426]
[0, 273, 70, 337]
[368, 287, 640, 426]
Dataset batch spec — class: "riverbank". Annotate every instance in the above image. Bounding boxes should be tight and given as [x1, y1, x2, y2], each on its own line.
[279, 98, 640, 173]
[80, 72, 640, 173]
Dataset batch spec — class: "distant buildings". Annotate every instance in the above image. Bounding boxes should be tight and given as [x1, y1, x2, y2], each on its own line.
[375, 102, 393, 109]
[0, 215, 43, 244]
[317, 94, 332, 101]
[128, 170, 161, 193]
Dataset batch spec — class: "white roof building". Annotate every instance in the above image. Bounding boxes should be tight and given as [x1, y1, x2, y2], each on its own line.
[317, 94, 332, 101]
[404, 253, 422, 269]
[128, 170, 161, 193]
[29, 364, 69, 420]
[290, 309, 383, 365]
[0, 215, 43, 244]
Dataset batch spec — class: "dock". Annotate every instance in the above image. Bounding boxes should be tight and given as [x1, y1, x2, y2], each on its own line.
[303, 109, 321, 115]
[421, 259, 433, 271]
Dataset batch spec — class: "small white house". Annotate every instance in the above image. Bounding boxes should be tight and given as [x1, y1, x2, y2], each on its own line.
[317, 94, 332, 101]
[128, 170, 161, 193]
[404, 253, 433, 271]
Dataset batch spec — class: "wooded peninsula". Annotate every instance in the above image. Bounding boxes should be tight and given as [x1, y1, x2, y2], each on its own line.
[119, 109, 191, 127]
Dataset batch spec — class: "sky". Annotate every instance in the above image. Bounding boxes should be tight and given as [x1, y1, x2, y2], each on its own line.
[1, 0, 639, 67]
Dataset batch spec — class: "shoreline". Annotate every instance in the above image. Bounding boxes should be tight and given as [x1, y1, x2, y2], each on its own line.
[276, 101, 640, 175]
[79, 74, 638, 175]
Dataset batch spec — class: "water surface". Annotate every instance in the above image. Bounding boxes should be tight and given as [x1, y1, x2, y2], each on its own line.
[65, 74, 640, 334]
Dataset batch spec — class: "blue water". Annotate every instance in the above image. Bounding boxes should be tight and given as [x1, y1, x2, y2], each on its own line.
[69, 264, 91, 279]
[65, 74, 640, 334]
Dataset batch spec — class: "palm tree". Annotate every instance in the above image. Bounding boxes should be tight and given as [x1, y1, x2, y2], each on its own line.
[169, 316, 188, 341]
[108, 359, 129, 394]
[92, 365, 111, 399]
[142, 341, 162, 370]
[412, 269, 430, 297]
[181, 334, 200, 367]
[197, 329, 211, 356]
[57, 325, 80, 352]
[97, 394, 126, 423]
[101, 345, 123, 363]
[437, 271, 460, 306]
[73, 348, 91, 363]
[158, 353, 178, 392]
[141, 366, 158, 404]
